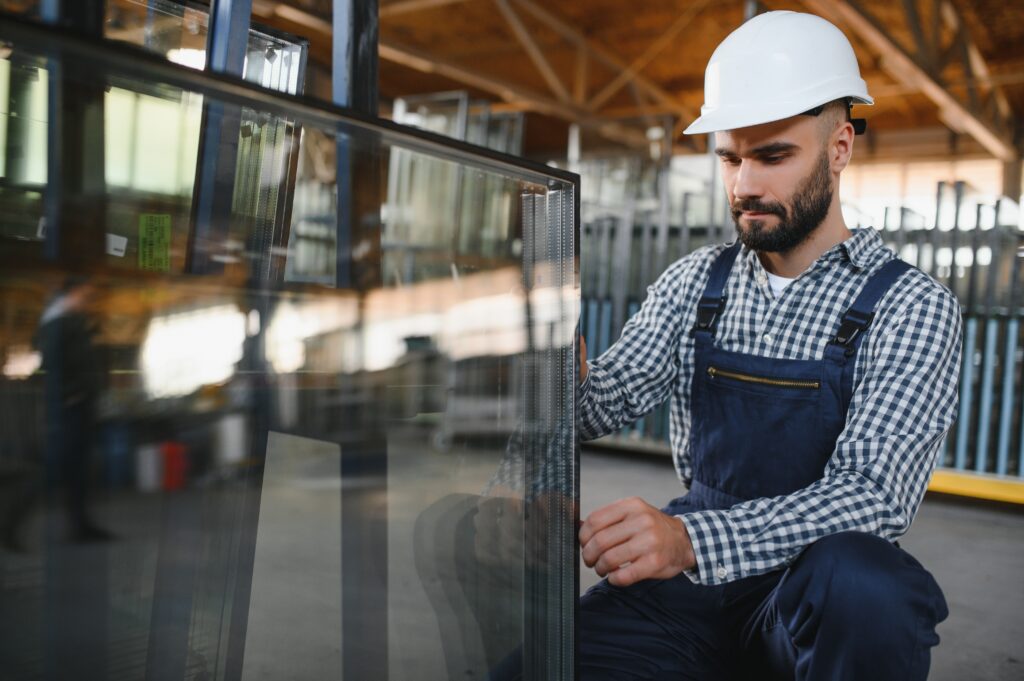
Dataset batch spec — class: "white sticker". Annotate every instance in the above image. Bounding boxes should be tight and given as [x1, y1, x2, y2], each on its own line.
[106, 232, 128, 257]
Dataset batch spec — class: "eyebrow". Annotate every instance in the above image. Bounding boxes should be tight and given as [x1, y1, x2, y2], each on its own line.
[715, 142, 801, 158]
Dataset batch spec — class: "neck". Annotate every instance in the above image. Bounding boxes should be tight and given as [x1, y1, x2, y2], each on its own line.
[756, 198, 851, 278]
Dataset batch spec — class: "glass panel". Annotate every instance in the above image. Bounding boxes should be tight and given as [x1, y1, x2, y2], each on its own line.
[103, 0, 306, 95]
[0, 2, 306, 261]
[0, 16, 578, 681]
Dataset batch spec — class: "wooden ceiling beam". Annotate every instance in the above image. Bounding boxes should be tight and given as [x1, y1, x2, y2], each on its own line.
[573, 43, 587, 105]
[255, 2, 649, 148]
[379, 37, 652, 149]
[936, 0, 1012, 122]
[380, 0, 474, 18]
[586, 0, 713, 112]
[510, 0, 697, 123]
[799, 0, 1017, 161]
[493, 0, 572, 103]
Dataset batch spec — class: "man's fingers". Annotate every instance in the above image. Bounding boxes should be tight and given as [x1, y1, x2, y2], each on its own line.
[581, 521, 635, 568]
[579, 497, 646, 545]
[592, 538, 643, 577]
[607, 553, 660, 587]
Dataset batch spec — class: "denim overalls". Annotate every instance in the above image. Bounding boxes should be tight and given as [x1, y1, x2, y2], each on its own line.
[579, 243, 949, 681]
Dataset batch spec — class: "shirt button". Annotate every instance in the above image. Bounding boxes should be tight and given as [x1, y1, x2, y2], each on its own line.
[716, 566, 728, 580]
[756, 273, 767, 286]
[763, 333, 772, 344]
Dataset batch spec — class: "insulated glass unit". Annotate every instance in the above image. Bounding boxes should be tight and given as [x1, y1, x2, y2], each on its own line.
[0, 14, 578, 681]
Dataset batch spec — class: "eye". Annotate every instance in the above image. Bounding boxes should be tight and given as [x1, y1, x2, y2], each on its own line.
[720, 156, 741, 167]
[762, 155, 784, 165]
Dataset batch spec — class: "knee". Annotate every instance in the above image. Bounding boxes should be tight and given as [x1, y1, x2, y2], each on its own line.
[780, 532, 946, 629]
[799, 531, 899, 583]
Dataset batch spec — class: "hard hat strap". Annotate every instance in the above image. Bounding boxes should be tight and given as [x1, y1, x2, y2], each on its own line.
[800, 98, 867, 135]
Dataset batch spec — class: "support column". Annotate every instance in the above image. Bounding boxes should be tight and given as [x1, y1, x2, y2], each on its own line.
[186, 0, 252, 274]
[1002, 157, 1023, 201]
[334, 0, 381, 290]
[41, 0, 106, 263]
[332, 2, 388, 680]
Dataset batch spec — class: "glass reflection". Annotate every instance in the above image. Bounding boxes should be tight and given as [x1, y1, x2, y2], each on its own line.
[0, 14, 577, 681]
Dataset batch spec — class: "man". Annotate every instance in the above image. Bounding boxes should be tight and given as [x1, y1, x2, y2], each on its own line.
[577, 11, 961, 680]
[36, 276, 111, 542]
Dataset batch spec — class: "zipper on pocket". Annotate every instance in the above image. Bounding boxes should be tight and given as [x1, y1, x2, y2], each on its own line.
[707, 366, 820, 389]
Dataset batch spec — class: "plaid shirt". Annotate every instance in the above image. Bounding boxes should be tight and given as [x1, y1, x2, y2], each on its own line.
[579, 228, 963, 586]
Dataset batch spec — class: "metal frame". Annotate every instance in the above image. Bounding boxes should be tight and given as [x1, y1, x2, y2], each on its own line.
[39, 0, 105, 262]
[186, 0, 252, 274]
[0, 15, 576, 188]
[330, 2, 390, 677]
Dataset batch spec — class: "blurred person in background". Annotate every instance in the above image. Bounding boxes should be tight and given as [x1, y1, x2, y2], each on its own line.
[35, 275, 112, 542]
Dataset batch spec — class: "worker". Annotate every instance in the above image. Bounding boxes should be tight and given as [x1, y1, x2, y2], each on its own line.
[577, 11, 961, 680]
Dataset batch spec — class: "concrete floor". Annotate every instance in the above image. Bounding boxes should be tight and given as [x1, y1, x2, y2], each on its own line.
[580, 446, 1024, 681]
[3, 440, 1019, 680]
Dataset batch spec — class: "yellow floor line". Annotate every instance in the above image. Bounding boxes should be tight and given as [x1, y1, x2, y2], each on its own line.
[928, 469, 1024, 505]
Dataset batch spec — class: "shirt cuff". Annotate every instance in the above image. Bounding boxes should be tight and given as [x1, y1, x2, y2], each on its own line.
[677, 511, 741, 586]
[577, 370, 592, 399]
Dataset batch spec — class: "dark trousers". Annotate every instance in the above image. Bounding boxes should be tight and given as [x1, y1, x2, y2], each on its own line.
[579, 531, 948, 681]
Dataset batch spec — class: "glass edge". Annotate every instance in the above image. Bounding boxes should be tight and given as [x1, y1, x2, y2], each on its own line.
[0, 12, 580, 190]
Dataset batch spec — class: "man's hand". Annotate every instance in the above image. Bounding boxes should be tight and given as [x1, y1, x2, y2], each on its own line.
[579, 497, 696, 587]
[579, 335, 588, 384]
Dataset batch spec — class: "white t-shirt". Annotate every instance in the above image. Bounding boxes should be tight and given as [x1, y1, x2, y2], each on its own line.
[766, 271, 795, 297]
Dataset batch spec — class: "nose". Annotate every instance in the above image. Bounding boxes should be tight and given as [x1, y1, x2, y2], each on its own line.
[730, 160, 764, 202]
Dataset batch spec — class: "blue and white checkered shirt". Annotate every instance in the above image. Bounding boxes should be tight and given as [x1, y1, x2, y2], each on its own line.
[579, 228, 963, 586]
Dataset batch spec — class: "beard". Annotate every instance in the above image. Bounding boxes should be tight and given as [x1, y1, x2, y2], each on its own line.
[730, 150, 833, 253]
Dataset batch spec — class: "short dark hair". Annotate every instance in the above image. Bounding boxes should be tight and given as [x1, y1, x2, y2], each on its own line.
[803, 97, 866, 136]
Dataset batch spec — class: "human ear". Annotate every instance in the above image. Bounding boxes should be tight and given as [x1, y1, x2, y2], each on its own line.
[830, 121, 855, 173]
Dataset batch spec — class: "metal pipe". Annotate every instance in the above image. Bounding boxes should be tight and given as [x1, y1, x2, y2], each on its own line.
[947, 181, 964, 297]
[974, 207, 1002, 472]
[955, 318, 977, 470]
[656, 162, 670, 274]
[187, 0, 252, 274]
[965, 204, 984, 314]
[995, 209, 1021, 475]
[680, 192, 691, 259]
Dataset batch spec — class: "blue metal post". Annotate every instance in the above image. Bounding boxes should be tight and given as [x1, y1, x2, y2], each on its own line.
[334, 0, 379, 289]
[974, 212, 1002, 473]
[37, 4, 107, 678]
[186, 0, 252, 274]
[331, 2, 387, 679]
[955, 318, 977, 470]
[976, 317, 999, 472]
[995, 212, 1022, 475]
[947, 181, 964, 297]
[40, 0, 105, 262]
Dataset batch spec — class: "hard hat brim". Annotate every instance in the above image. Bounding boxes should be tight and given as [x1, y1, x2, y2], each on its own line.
[684, 93, 874, 136]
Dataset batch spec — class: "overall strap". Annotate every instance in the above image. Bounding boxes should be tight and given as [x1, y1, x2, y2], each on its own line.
[827, 257, 913, 357]
[691, 242, 742, 338]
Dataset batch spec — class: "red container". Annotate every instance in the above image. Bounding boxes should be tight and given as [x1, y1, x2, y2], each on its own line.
[161, 442, 188, 491]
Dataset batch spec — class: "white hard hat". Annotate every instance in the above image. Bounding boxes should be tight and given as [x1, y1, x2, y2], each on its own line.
[684, 11, 873, 135]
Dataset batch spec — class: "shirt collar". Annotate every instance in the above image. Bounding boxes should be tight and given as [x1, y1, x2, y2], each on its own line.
[830, 227, 886, 269]
[739, 227, 888, 276]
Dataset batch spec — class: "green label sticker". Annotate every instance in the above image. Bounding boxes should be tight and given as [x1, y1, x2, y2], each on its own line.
[139, 214, 171, 272]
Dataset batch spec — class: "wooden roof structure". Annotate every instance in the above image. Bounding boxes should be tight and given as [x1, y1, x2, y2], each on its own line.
[235, 1, 1023, 162]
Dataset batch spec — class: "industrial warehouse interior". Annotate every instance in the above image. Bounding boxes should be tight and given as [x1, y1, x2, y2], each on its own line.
[0, 0, 1021, 680]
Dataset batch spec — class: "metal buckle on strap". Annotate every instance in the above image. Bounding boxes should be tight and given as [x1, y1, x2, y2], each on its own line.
[693, 296, 726, 333]
[830, 311, 874, 355]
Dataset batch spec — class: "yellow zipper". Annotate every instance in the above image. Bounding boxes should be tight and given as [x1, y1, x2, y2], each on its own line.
[707, 366, 820, 389]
